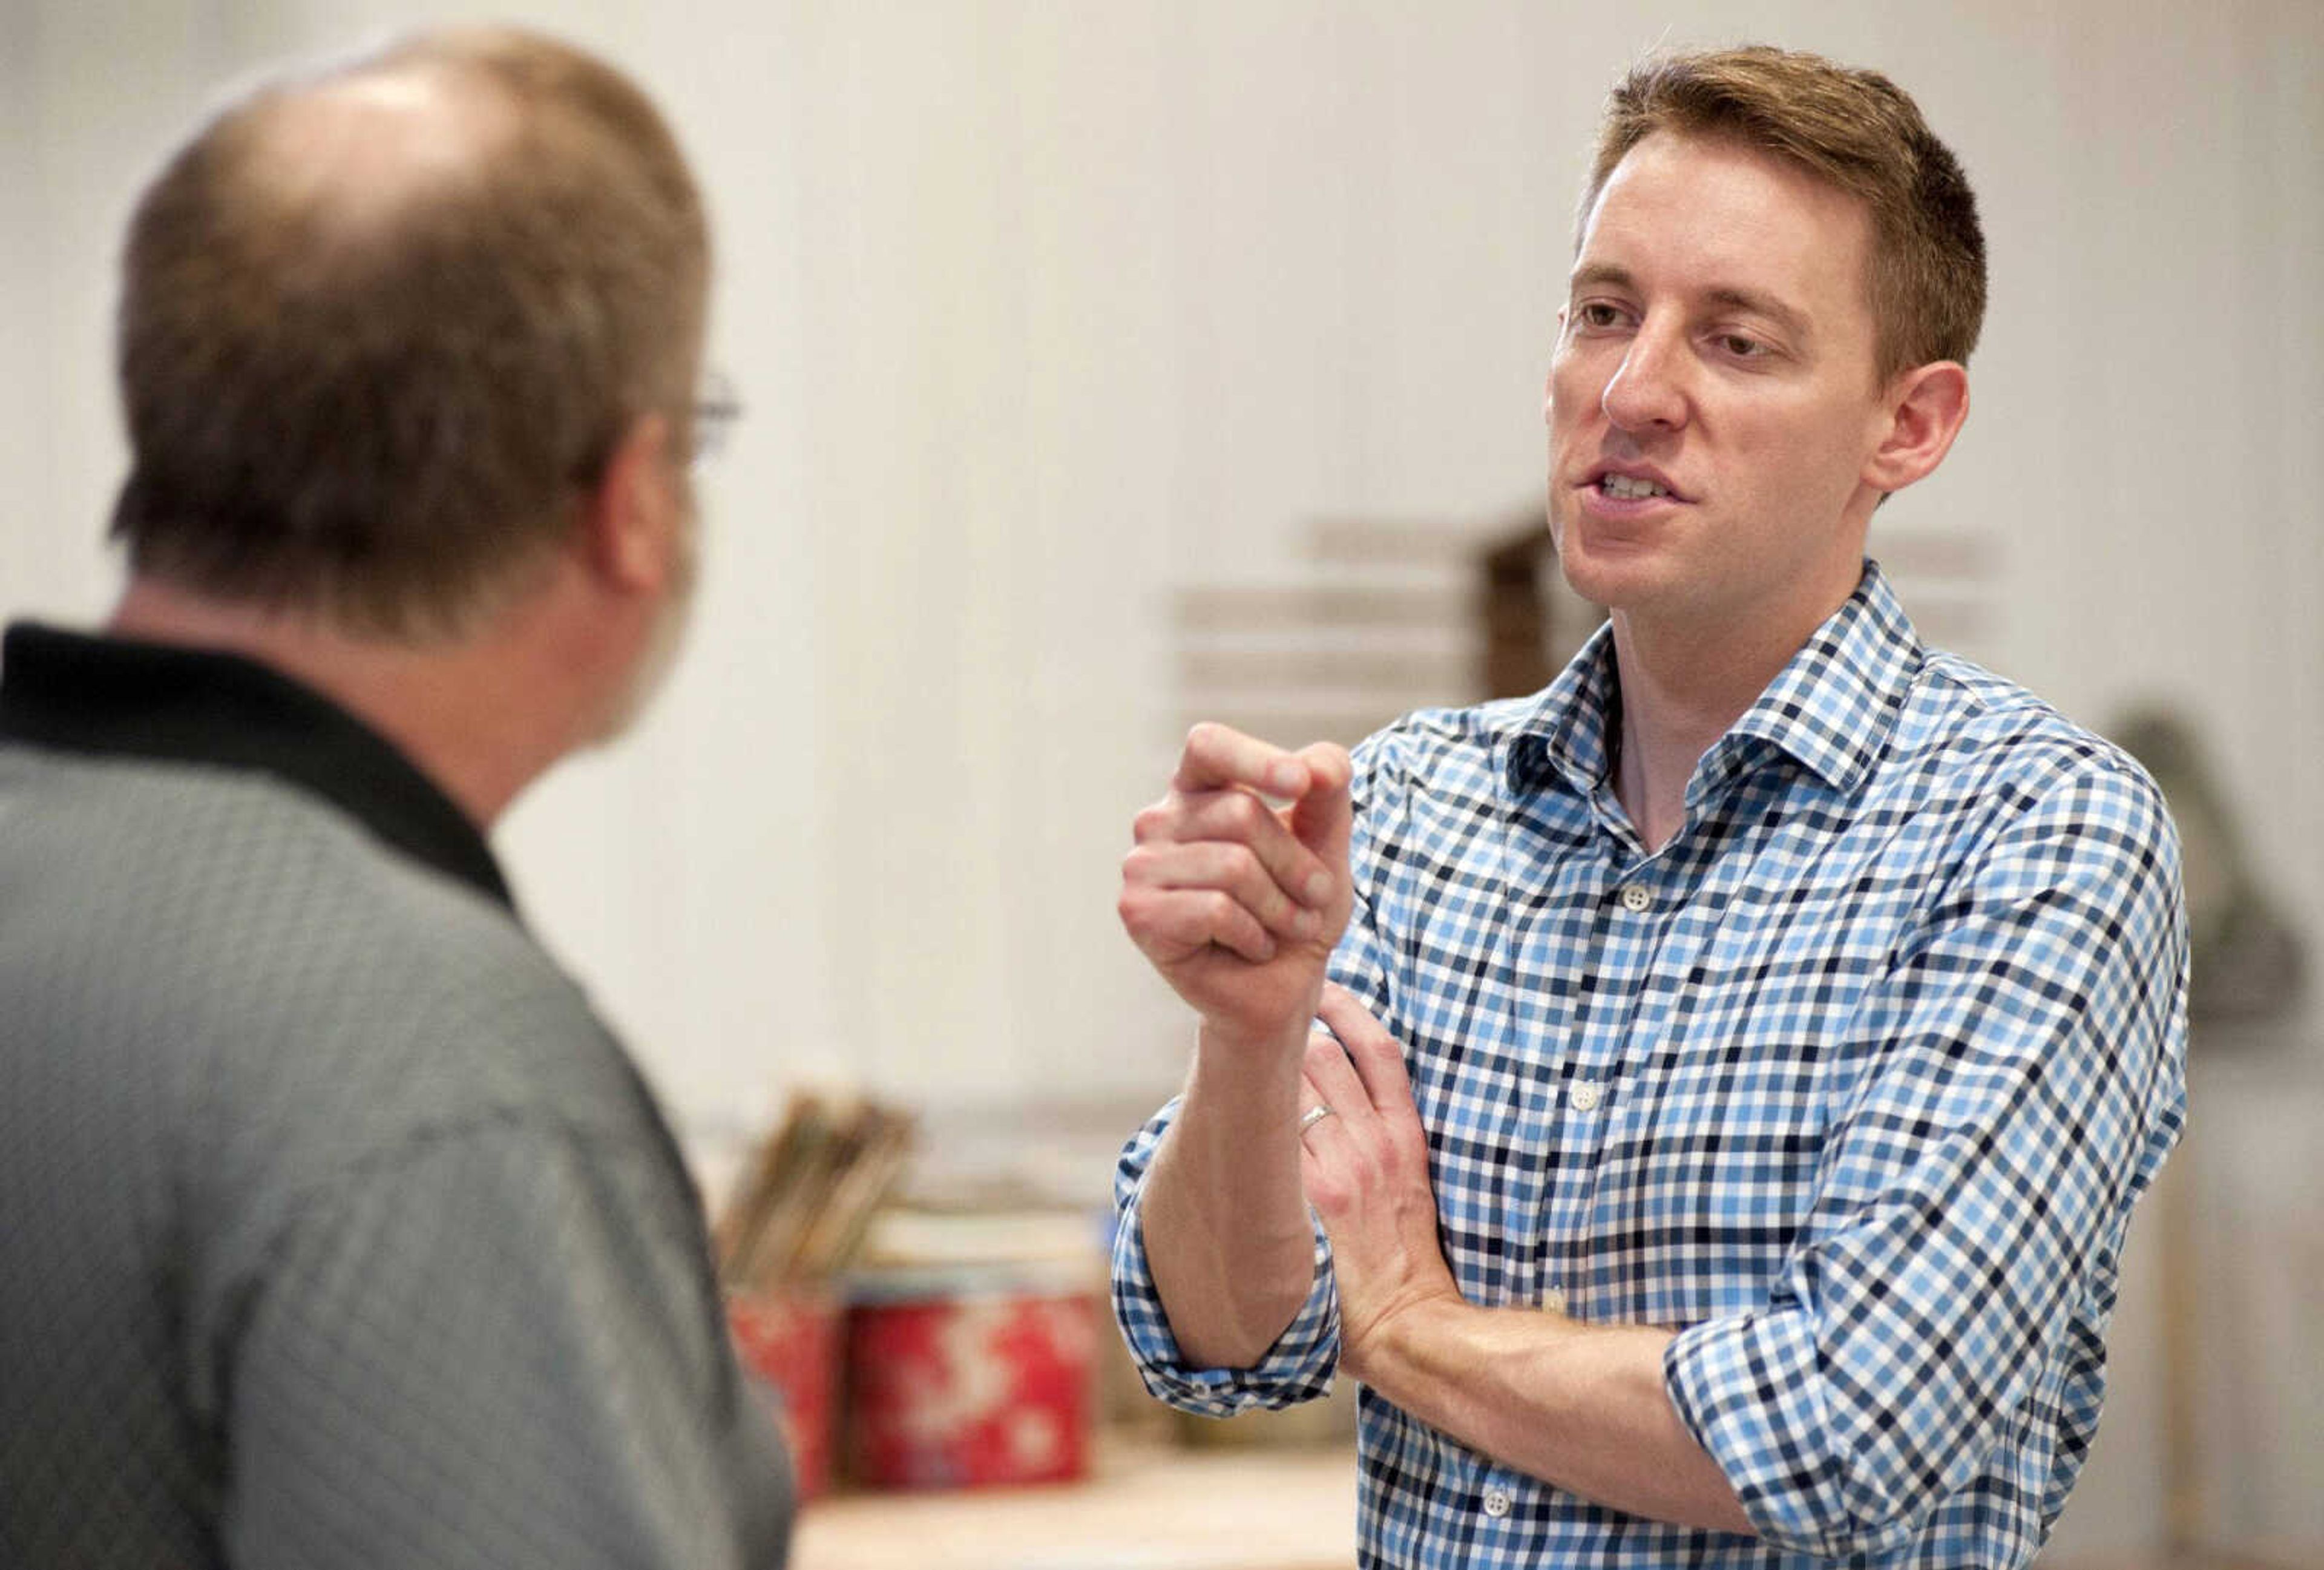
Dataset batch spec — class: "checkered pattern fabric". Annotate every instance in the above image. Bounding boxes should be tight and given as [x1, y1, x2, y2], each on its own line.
[1114, 563, 2188, 1568]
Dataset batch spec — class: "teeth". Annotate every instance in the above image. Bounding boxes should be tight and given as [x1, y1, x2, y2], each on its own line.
[1601, 473, 1670, 500]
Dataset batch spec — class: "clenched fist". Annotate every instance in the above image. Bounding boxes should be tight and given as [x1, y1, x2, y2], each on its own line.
[1117, 722, 1354, 1050]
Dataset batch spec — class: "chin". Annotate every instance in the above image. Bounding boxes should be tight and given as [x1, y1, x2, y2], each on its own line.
[1552, 542, 1654, 614]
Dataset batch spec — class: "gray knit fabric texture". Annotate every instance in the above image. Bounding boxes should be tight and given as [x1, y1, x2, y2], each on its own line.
[0, 744, 792, 1567]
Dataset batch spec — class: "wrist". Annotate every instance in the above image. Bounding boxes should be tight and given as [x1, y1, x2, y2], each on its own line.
[1192, 1014, 1313, 1080]
[1170, 1020, 1311, 1166]
[1345, 1281, 1466, 1388]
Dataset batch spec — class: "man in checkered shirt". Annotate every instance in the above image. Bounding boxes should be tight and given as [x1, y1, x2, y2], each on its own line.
[1113, 45, 2187, 1569]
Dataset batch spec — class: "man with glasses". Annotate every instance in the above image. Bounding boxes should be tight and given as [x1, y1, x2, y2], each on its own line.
[0, 27, 788, 1568]
[1113, 45, 2187, 1568]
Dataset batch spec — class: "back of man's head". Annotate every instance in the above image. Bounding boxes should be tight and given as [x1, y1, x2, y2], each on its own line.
[110, 27, 708, 639]
[1580, 44, 1986, 385]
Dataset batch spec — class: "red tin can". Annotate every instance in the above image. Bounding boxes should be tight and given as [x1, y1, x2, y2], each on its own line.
[843, 1275, 1099, 1490]
[728, 1289, 844, 1500]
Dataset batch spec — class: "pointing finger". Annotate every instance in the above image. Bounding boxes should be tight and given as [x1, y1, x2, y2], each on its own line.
[1172, 722, 1311, 799]
[1288, 741, 1354, 875]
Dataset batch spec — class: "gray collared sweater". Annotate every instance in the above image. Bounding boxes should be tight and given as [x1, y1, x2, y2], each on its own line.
[0, 626, 792, 1568]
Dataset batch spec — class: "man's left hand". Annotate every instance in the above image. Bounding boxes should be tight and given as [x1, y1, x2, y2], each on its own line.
[1298, 984, 1465, 1380]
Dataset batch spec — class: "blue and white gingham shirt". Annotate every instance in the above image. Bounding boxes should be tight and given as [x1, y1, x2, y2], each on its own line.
[1114, 562, 2188, 1568]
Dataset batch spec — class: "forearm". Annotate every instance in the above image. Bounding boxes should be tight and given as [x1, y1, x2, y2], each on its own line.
[1140, 1020, 1319, 1368]
[1357, 1299, 1753, 1537]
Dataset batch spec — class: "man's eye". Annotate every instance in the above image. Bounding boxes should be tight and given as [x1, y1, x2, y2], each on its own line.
[1717, 333, 1767, 358]
[1575, 303, 1624, 329]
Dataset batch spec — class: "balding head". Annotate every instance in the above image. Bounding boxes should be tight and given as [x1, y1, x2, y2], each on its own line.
[236, 65, 517, 232]
[110, 27, 709, 637]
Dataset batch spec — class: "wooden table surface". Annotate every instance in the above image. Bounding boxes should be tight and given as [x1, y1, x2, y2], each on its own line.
[790, 1436, 1357, 1570]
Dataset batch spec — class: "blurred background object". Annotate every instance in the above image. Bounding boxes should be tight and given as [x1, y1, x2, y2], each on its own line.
[2114, 708, 2307, 1027]
[720, 1095, 918, 1296]
[720, 1094, 917, 1499]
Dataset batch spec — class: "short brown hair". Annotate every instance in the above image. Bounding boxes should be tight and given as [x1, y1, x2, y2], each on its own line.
[110, 26, 709, 636]
[1581, 45, 1984, 383]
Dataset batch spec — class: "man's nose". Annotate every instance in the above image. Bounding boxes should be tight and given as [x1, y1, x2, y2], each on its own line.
[1600, 326, 1687, 433]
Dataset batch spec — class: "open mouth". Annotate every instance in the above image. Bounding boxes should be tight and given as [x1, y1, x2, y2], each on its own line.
[1598, 473, 1672, 501]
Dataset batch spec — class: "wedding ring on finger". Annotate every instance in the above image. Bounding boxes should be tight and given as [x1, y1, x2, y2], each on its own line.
[1298, 1104, 1336, 1135]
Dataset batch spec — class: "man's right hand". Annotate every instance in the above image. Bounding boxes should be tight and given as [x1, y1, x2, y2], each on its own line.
[1117, 723, 1354, 1049]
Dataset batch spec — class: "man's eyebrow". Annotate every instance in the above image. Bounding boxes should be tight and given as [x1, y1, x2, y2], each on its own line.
[1567, 261, 1634, 295]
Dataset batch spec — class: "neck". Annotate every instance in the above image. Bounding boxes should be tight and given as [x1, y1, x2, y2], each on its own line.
[1606, 583, 1850, 854]
[106, 576, 606, 829]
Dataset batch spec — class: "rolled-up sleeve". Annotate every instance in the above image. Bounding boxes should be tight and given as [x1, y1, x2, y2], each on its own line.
[1108, 1099, 1340, 1414]
[1107, 729, 1408, 1416]
[1664, 755, 2187, 1560]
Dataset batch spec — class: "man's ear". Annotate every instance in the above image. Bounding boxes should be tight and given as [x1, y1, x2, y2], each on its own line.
[578, 412, 682, 594]
[1863, 361, 1969, 495]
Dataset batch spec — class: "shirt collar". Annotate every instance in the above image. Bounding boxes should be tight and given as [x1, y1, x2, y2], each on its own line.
[0, 622, 513, 911]
[1508, 619, 1621, 798]
[1505, 560, 1923, 800]
[1724, 561, 1922, 793]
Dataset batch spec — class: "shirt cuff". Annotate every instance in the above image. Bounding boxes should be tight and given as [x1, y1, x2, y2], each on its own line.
[1664, 1312, 1914, 1562]
[1108, 1178, 1339, 1417]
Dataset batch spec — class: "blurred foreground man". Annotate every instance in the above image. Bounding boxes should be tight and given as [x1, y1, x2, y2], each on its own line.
[0, 29, 790, 1568]
[1113, 46, 2187, 1568]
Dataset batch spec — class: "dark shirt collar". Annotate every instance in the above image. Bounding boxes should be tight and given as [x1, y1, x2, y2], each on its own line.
[0, 622, 513, 911]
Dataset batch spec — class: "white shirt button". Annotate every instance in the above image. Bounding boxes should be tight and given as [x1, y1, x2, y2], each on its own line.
[1618, 882, 1652, 912]
[1483, 1486, 1512, 1519]
[1540, 1284, 1568, 1315]
[1570, 1080, 1603, 1112]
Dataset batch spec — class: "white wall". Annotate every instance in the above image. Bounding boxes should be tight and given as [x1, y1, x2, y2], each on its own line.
[10, 0, 2321, 1153]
